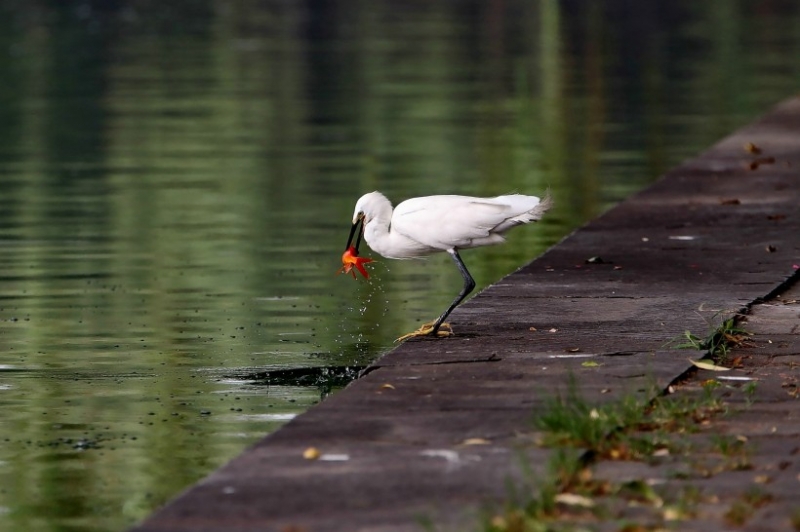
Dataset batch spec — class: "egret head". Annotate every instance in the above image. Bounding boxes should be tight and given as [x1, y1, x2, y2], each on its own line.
[352, 191, 388, 224]
[347, 191, 388, 252]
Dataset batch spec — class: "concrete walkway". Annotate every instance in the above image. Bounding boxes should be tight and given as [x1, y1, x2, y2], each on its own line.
[579, 281, 800, 531]
[131, 97, 800, 532]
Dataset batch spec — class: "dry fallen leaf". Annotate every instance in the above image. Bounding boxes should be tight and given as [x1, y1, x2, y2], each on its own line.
[461, 438, 491, 446]
[548, 328, 558, 333]
[748, 156, 776, 170]
[663, 506, 686, 521]
[380, 383, 395, 390]
[303, 447, 321, 460]
[281, 525, 309, 532]
[689, 359, 731, 372]
[529, 326, 537, 331]
[490, 516, 507, 528]
[744, 142, 762, 154]
[554, 493, 595, 508]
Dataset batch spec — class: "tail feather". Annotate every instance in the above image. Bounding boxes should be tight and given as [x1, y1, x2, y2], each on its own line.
[494, 193, 553, 232]
[516, 193, 552, 223]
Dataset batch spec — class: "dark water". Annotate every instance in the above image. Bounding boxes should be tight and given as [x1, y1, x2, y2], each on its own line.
[1, 2, 798, 530]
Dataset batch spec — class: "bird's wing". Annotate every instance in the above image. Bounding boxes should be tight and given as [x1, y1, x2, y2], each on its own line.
[392, 196, 516, 250]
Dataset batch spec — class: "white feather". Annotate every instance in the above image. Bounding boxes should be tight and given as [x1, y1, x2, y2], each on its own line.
[352, 191, 552, 259]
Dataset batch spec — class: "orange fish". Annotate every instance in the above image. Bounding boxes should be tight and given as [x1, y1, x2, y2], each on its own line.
[337, 246, 374, 279]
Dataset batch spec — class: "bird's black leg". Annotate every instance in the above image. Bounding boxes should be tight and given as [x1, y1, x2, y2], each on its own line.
[430, 249, 476, 335]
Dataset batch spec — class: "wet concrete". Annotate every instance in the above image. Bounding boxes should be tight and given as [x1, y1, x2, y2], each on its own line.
[131, 97, 800, 531]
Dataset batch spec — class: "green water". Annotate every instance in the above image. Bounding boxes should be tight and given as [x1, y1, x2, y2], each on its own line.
[1, 2, 798, 530]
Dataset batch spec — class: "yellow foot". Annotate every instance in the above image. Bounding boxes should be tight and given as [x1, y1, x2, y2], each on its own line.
[395, 321, 453, 342]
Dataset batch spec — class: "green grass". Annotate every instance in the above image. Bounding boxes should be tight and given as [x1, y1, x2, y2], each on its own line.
[534, 384, 725, 462]
[669, 315, 750, 364]
[724, 487, 773, 526]
[709, 434, 746, 457]
[533, 388, 644, 456]
[743, 381, 758, 406]
[791, 508, 800, 530]
[481, 380, 754, 532]
[483, 449, 599, 532]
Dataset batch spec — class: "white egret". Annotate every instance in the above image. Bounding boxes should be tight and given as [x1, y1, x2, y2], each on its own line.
[345, 191, 552, 340]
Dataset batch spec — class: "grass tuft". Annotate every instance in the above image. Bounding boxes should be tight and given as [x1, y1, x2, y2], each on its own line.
[724, 487, 773, 526]
[669, 315, 751, 364]
[484, 379, 752, 532]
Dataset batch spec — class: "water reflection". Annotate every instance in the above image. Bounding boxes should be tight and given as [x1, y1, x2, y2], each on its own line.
[1, 1, 799, 530]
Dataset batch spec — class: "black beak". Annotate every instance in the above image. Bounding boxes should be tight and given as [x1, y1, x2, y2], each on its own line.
[346, 215, 364, 253]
